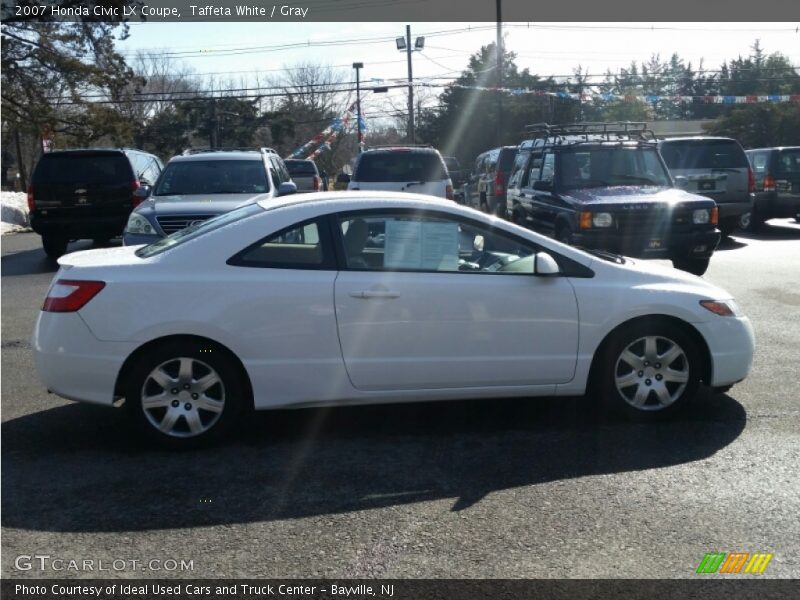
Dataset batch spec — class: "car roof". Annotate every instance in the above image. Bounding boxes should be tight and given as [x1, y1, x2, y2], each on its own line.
[361, 147, 440, 154]
[659, 136, 737, 143]
[168, 152, 265, 162]
[746, 146, 800, 152]
[256, 191, 457, 213]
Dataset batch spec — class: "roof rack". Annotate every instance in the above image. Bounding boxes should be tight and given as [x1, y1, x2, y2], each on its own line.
[522, 122, 656, 145]
[181, 147, 278, 155]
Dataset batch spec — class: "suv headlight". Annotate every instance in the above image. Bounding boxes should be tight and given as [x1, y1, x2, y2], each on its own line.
[693, 209, 710, 224]
[125, 213, 156, 235]
[592, 212, 613, 228]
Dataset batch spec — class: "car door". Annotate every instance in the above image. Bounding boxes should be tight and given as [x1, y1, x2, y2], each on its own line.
[332, 209, 580, 391]
[529, 152, 558, 232]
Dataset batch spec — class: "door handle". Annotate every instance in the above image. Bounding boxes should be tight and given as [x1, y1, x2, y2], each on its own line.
[350, 290, 400, 299]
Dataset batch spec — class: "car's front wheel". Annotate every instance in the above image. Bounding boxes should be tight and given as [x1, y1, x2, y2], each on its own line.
[42, 235, 68, 259]
[125, 340, 246, 448]
[599, 322, 702, 420]
[672, 257, 710, 276]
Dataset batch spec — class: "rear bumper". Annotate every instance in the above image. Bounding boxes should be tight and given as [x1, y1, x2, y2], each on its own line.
[32, 312, 135, 406]
[30, 213, 127, 239]
[571, 228, 720, 259]
[755, 192, 800, 217]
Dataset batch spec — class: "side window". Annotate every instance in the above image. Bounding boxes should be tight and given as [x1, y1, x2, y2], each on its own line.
[141, 158, 161, 185]
[527, 152, 544, 184]
[267, 160, 281, 190]
[751, 152, 768, 174]
[230, 219, 333, 269]
[128, 153, 146, 179]
[540, 153, 555, 183]
[337, 213, 538, 274]
[508, 151, 530, 189]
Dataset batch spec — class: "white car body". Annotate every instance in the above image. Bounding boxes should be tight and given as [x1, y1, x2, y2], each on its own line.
[33, 192, 754, 413]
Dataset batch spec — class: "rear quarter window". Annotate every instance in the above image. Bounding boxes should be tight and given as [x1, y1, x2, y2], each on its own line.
[776, 149, 800, 175]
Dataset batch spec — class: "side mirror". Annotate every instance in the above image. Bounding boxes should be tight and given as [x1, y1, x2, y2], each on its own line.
[134, 185, 151, 199]
[277, 181, 297, 196]
[673, 175, 688, 190]
[534, 252, 561, 276]
[532, 180, 553, 192]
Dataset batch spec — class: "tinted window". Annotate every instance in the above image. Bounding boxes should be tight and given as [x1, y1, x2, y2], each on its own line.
[559, 147, 671, 189]
[498, 149, 518, 171]
[776, 149, 800, 175]
[154, 160, 268, 195]
[354, 152, 447, 182]
[33, 153, 132, 185]
[285, 161, 318, 176]
[660, 140, 748, 169]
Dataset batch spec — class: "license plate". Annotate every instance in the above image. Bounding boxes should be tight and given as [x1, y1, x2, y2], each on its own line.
[648, 238, 662, 249]
[699, 180, 716, 191]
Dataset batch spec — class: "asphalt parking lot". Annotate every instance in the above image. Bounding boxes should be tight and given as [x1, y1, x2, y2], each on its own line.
[2, 222, 799, 579]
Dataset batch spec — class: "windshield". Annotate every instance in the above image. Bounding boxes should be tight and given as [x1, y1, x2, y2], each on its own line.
[154, 160, 269, 195]
[286, 161, 318, 176]
[559, 146, 672, 189]
[660, 139, 749, 170]
[33, 153, 131, 185]
[354, 152, 447, 182]
[135, 203, 263, 258]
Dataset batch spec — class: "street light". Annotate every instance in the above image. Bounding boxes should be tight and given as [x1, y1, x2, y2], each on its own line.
[352, 62, 364, 152]
[397, 26, 425, 143]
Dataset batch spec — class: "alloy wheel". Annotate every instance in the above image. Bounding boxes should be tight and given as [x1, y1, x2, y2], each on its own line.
[614, 336, 689, 411]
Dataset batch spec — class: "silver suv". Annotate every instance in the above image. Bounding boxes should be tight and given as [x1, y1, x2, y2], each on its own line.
[123, 148, 296, 246]
[348, 146, 454, 200]
[659, 137, 754, 238]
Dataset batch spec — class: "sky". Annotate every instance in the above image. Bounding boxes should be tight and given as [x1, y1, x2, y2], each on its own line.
[115, 22, 800, 121]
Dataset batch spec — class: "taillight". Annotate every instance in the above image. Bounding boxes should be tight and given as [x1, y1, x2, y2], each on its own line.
[312, 176, 321, 191]
[43, 280, 106, 313]
[27, 185, 35, 212]
[763, 174, 776, 192]
[747, 167, 755, 194]
[131, 180, 143, 208]
[494, 170, 505, 196]
[446, 184, 454, 200]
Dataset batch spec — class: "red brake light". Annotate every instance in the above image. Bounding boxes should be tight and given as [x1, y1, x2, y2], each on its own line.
[27, 185, 35, 212]
[131, 180, 144, 208]
[747, 168, 755, 194]
[763, 174, 776, 192]
[43, 280, 106, 313]
[494, 170, 505, 196]
[313, 175, 321, 191]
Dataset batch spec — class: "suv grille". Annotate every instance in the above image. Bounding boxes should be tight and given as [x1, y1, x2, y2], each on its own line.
[615, 208, 694, 233]
[156, 215, 213, 235]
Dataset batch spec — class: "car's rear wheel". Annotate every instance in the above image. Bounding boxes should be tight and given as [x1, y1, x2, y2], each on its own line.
[672, 257, 710, 276]
[599, 322, 701, 420]
[739, 210, 762, 233]
[42, 235, 68, 259]
[125, 341, 246, 448]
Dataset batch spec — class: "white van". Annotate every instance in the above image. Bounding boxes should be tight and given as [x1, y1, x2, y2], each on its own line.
[348, 147, 454, 199]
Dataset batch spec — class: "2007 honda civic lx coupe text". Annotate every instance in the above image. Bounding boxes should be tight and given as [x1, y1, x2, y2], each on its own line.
[32, 192, 754, 447]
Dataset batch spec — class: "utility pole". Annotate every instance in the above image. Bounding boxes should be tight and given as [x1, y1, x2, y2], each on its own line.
[353, 62, 364, 152]
[496, 0, 503, 146]
[406, 24, 415, 143]
[209, 98, 218, 149]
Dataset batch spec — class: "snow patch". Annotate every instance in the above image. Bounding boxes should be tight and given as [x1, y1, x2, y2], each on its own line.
[1, 191, 31, 235]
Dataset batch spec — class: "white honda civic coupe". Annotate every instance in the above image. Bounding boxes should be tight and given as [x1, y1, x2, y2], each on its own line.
[33, 192, 754, 447]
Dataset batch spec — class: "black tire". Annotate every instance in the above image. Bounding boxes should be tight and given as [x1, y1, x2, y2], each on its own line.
[124, 340, 247, 448]
[672, 257, 710, 276]
[42, 235, 68, 259]
[555, 224, 573, 246]
[718, 220, 736, 240]
[739, 210, 762, 233]
[597, 320, 702, 421]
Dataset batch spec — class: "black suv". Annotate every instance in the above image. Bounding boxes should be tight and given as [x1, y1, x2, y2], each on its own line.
[28, 148, 163, 258]
[745, 147, 800, 230]
[506, 123, 720, 275]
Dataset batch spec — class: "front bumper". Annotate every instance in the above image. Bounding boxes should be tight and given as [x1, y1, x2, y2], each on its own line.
[694, 316, 755, 387]
[32, 312, 136, 406]
[571, 228, 721, 260]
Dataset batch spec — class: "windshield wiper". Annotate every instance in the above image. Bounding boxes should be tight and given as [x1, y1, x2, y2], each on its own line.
[576, 246, 626, 264]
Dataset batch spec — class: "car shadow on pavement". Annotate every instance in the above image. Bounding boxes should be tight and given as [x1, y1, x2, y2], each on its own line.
[734, 219, 800, 241]
[0, 247, 61, 277]
[1, 389, 746, 533]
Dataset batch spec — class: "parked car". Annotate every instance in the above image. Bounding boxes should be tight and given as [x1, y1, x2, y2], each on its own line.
[28, 148, 163, 258]
[123, 148, 296, 246]
[506, 123, 721, 276]
[442, 156, 466, 199]
[34, 191, 754, 448]
[348, 146, 454, 199]
[659, 136, 754, 238]
[465, 146, 518, 216]
[743, 147, 800, 230]
[285, 158, 324, 193]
